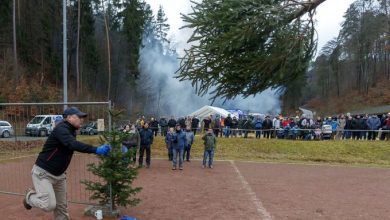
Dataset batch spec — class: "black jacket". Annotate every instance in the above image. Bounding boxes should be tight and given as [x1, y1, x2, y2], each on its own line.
[139, 128, 154, 145]
[168, 119, 177, 128]
[35, 121, 96, 176]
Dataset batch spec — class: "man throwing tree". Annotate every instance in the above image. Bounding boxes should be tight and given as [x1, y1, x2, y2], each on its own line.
[23, 107, 111, 220]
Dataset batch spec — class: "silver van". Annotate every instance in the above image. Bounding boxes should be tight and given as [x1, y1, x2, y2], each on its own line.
[25, 115, 63, 137]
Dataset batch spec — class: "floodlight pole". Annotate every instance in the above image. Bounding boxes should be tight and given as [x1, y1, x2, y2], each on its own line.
[63, 0, 68, 110]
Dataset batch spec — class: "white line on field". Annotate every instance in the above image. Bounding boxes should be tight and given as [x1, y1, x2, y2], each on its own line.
[230, 160, 273, 220]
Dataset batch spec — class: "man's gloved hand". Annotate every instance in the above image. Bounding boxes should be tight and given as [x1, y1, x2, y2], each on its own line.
[96, 144, 111, 155]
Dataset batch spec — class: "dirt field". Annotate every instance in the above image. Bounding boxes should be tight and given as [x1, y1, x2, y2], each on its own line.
[1, 158, 390, 219]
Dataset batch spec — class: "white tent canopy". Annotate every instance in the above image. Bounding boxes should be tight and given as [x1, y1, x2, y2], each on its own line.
[189, 105, 232, 119]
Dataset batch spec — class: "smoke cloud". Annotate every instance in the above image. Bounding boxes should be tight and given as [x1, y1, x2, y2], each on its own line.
[139, 1, 281, 117]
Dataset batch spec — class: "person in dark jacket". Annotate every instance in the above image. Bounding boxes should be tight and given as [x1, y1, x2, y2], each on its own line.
[224, 114, 232, 137]
[168, 116, 177, 129]
[165, 127, 175, 161]
[367, 114, 381, 140]
[139, 122, 154, 168]
[262, 115, 273, 139]
[149, 117, 159, 137]
[23, 107, 110, 219]
[191, 115, 200, 135]
[344, 116, 353, 139]
[171, 124, 187, 170]
[159, 117, 168, 136]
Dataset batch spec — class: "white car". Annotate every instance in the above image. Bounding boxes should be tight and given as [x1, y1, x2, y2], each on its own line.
[0, 120, 14, 138]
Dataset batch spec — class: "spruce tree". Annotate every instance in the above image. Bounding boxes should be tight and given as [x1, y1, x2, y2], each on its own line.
[81, 110, 141, 211]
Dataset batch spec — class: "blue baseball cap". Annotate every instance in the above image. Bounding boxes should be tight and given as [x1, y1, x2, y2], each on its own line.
[63, 107, 87, 118]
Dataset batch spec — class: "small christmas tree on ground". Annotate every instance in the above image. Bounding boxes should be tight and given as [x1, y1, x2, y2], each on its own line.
[82, 110, 141, 217]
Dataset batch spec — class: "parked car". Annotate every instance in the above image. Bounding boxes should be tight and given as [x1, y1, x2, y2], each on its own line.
[25, 115, 63, 137]
[80, 121, 98, 135]
[0, 120, 14, 138]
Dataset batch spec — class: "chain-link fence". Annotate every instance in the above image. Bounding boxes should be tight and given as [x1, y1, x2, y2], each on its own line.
[0, 102, 111, 205]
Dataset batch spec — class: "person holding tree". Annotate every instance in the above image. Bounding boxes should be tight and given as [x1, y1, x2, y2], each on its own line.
[138, 122, 154, 168]
[23, 106, 111, 220]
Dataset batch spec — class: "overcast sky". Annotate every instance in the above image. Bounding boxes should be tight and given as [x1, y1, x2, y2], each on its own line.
[146, 0, 355, 53]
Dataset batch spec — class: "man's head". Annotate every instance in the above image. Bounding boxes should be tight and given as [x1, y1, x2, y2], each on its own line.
[143, 122, 149, 129]
[207, 128, 213, 134]
[63, 107, 87, 129]
[175, 124, 181, 131]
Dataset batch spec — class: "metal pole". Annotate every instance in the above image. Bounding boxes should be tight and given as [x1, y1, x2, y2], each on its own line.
[63, 0, 68, 110]
[108, 100, 112, 132]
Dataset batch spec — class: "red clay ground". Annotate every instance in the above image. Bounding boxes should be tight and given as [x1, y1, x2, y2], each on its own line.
[1, 158, 390, 219]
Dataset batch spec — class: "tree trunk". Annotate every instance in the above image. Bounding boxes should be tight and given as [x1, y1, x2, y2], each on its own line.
[76, 0, 81, 96]
[13, 0, 18, 82]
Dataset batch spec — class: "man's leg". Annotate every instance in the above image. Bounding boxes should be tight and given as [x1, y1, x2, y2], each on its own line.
[53, 174, 69, 220]
[139, 145, 145, 166]
[172, 149, 177, 169]
[202, 150, 208, 168]
[26, 165, 57, 212]
[186, 145, 191, 161]
[209, 150, 215, 168]
[146, 145, 151, 167]
[179, 148, 184, 169]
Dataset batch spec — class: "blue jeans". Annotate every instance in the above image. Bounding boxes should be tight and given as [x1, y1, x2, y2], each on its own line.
[184, 144, 192, 161]
[224, 126, 231, 137]
[172, 148, 184, 168]
[203, 149, 215, 167]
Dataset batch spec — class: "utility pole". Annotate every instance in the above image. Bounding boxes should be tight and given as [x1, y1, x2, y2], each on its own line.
[63, 0, 68, 109]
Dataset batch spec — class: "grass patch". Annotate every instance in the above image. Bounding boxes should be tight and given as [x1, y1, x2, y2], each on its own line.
[2, 135, 390, 167]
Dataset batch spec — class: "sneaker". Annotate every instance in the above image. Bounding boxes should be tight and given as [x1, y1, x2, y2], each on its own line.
[23, 189, 34, 210]
[209, 165, 213, 169]
[179, 167, 183, 170]
[202, 165, 205, 169]
[172, 166, 176, 170]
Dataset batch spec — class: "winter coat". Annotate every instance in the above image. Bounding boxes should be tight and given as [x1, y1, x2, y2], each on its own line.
[367, 116, 381, 130]
[139, 128, 154, 146]
[231, 119, 238, 129]
[149, 120, 159, 131]
[191, 117, 200, 129]
[202, 132, 216, 151]
[344, 119, 353, 130]
[262, 118, 273, 129]
[122, 130, 140, 148]
[202, 118, 212, 130]
[35, 121, 96, 176]
[255, 119, 263, 129]
[165, 132, 174, 148]
[168, 119, 177, 128]
[159, 118, 168, 127]
[184, 130, 195, 146]
[172, 130, 187, 150]
[337, 118, 346, 130]
[224, 116, 232, 127]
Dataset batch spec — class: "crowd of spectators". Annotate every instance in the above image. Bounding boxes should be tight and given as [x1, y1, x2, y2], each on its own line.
[130, 112, 390, 141]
